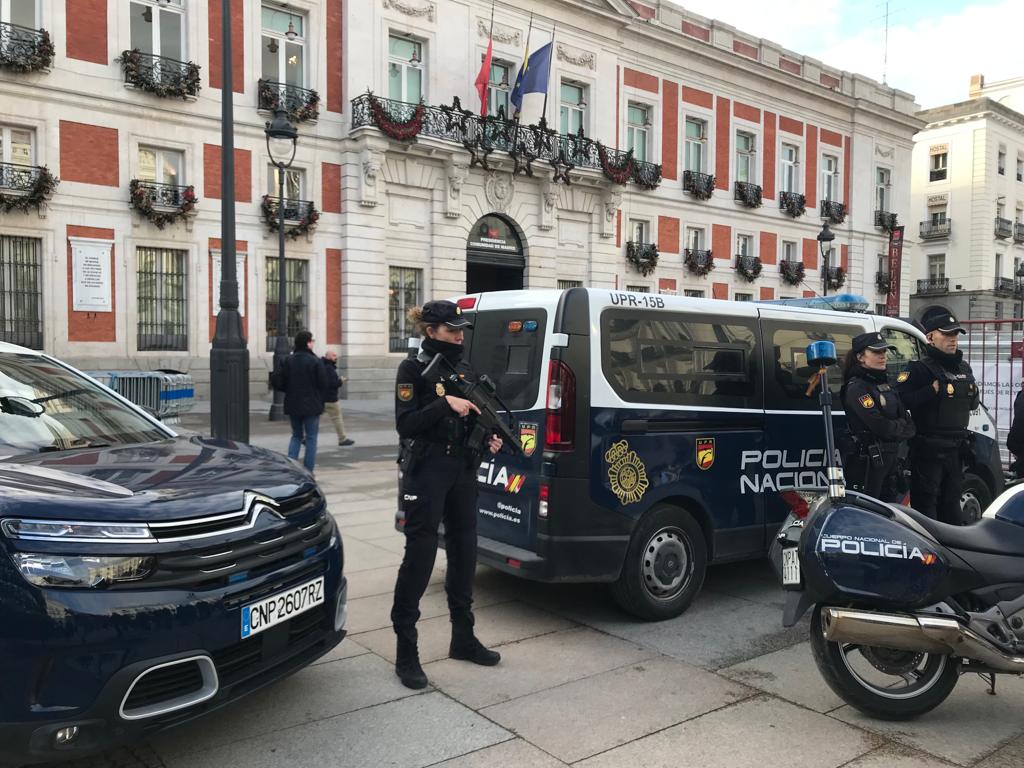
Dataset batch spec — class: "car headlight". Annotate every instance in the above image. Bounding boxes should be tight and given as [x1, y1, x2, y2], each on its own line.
[11, 553, 154, 588]
[1, 518, 154, 542]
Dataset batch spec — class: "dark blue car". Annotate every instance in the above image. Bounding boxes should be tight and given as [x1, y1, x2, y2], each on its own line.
[0, 343, 347, 765]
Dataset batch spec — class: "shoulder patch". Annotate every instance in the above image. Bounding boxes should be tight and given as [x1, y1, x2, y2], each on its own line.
[859, 394, 875, 409]
[397, 383, 414, 402]
[897, 371, 910, 383]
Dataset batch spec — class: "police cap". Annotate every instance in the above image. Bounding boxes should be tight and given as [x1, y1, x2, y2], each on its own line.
[422, 300, 473, 329]
[852, 332, 897, 354]
[920, 307, 965, 335]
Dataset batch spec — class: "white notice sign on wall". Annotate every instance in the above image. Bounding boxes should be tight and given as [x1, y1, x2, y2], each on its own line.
[70, 238, 113, 312]
[211, 252, 247, 316]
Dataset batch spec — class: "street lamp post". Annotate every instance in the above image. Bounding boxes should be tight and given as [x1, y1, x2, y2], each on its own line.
[265, 107, 298, 421]
[817, 222, 836, 297]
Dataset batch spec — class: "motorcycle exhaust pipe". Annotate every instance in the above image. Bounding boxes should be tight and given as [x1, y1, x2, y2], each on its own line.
[822, 608, 1024, 672]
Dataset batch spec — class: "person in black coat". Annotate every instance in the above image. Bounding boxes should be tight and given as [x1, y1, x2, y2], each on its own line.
[322, 351, 353, 447]
[1008, 389, 1024, 475]
[840, 332, 916, 501]
[276, 330, 327, 472]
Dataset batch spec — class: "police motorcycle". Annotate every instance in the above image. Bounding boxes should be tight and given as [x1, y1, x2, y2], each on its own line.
[775, 339, 1024, 720]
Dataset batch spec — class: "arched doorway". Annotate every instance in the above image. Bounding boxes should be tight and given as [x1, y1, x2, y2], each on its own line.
[466, 214, 525, 293]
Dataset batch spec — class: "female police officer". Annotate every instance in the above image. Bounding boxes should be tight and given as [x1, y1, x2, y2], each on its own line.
[840, 331, 916, 501]
[390, 300, 503, 689]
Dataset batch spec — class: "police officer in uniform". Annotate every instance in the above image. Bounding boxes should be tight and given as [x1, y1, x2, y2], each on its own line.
[840, 332, 916, 501]
[896, 307, 979, 524]
[391, 300, 503, 690]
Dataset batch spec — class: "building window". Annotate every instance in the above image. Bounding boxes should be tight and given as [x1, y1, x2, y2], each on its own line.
[0, 235, 43, 349]
[780, 143, 799, 194]
[735, 292, 753, 302]
[996, 301, 1004, 320]
[736, 234, 753, 256]
[686, 226, 705, 250]
[875, 303, 888, 315]
[388, 34, 422, 102]
[266, 257, 308, 352]
[1017, 156, 1024, 183]
[998, 146, 1007, 176]
[560, 81, 586, 135]
[629, 219, 650, 244]
[130, 0, 185, 61]
[930, 151, 948, 182]
[822, 154, 839, 201]
[0, 124, 33, 167]
[138, 147, 183, 186]
[684, 118, 706, 174]
[389, 266, 421, 352]
[683, 289, 704, 298]
[735, 131, 756, 184]
[1, 0, 38, 28]
[261, 4, 305, 87]
[929, 206, 947, 225]
[557, 279, 582, 290]
[998, 201, 1006, 220]
[626, 285, 649, 293]
[487, 58, 512, 117]
[996, 252, 1003, 279]
[626, 103, 650, 162]
[928, 254, 945, 280]
[782, 240, 797, 262]
[267, 165, 304, 201]
[137, 247, 188, 352]
[876, 167, 891, 211]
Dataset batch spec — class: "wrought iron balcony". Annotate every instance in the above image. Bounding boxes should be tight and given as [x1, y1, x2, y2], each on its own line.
[780, 191, 806, 218]
[0, 162, 59, 215]
[263, 197, 316, 222]
[0, 162, 44, 193]
[995, 217, 1013, 239]
[1015, 223, 1024, 244]
[130, 181, 192, 208]
[119, 50, 200, 98]
[684, 248, 714, 276]
[626, 242, 658, 276]
[820, 199, 846, 224]
[734, 181, 762, 208]
[0, 21, 54, 73]
[920, 220, 951, 239]
[258, 79, 320, 123]
[929, 168, 947, 182]
[916, 278, 949, 295]
[825, 266, 846, 291]
[682, 170, 715, 200]
[875, 271, 892, 294]
[735, 255, 762, 282]
[874, 210, 898, 231]
[351, 93, 663, 189]
[995, 277, 1016, 295]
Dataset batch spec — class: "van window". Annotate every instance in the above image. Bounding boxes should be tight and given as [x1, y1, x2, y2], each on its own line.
[463, 310, 547, 411]
[764, 322, 858, 411]
[880, 327, 924, 386]
[601, 309, 760, 408]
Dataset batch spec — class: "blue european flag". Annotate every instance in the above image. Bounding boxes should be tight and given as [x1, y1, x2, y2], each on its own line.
[510, 43, 552, 122]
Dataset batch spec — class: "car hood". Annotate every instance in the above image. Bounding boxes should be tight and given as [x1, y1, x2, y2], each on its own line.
[0, 437, 315, 522]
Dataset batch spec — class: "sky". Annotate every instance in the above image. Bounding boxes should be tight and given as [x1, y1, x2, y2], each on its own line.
[667, 0, 1024, 108]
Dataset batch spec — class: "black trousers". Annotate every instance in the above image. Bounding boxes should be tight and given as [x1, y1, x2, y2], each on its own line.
[909, 438, 966, 525]
[391, 455, 478, 633]
[844, 448, 901, 502]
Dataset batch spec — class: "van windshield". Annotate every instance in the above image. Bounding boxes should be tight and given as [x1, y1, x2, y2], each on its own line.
[0, 353, 169, 459]
[463, 309, 548, 411]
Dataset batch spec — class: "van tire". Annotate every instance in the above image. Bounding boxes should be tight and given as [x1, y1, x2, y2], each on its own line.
[611, 505, 707, 621]
[961, 471, 991, 523]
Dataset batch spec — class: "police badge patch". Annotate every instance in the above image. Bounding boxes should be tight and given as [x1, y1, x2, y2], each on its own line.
[435, 383, 446, 397]
[696, 438, 715, 470]
[397, 383, 414, 402]
[897, 371, 910, 383]
[859, 394, 875, 409]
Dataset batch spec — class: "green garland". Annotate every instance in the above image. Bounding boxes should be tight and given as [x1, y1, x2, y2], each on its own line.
[118, 49, 201, 99]
[0, 166, 59, 214]
[735, 256, 763, 283]
[0, 28, 55, 72]
[129, 180, 197, 229]
[262, 195, 320, 240]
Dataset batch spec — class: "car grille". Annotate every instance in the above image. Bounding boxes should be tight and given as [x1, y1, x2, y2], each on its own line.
[149, 489, 323, 541]
[123, 660, 205, 712]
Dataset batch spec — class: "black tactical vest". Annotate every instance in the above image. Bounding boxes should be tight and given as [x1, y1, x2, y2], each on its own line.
[915, 357, 977, 437]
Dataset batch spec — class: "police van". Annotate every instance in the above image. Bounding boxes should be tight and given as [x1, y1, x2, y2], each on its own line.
[450, 288, 1002, 621]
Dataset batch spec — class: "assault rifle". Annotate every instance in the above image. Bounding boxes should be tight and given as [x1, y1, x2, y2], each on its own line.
[422, 353, 524, 457]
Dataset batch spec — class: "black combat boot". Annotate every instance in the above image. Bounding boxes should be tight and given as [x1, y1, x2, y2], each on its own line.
[395, 628, 428, 689]
[449, 616, 501, 666]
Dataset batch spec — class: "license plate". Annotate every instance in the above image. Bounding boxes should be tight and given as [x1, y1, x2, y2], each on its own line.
[241, 576, 324, 639]
[782, 548, 801, 586]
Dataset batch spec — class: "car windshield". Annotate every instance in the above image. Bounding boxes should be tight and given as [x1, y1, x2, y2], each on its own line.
[0, 353, 169, 459]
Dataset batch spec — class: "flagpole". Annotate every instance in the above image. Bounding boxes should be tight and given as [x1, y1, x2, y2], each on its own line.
[513, 12, 534, 154]
[541, 28, 554, 126]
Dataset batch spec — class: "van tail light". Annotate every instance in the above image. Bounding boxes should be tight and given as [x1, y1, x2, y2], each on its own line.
[538, 483, 550, 519]
[456, 297, 477, 310]
[544, 359, 576, 452]
[779, 489, 827, 520]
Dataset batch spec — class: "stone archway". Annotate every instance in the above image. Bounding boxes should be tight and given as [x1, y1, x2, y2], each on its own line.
[466, 213, 525, 293]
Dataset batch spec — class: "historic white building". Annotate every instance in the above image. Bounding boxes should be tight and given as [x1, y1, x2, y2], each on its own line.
[909, 74, 1024, 320]
[0, 0, 921, 398]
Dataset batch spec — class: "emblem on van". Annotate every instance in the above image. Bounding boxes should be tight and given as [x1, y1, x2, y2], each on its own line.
[696, 438, 715, 470]
[519, 423, 538, 457]
[605, 440, 649, 505]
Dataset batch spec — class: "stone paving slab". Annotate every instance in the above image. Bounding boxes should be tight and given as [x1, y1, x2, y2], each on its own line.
[344, 563, 444, 601]
[340, 520, 404, 541]
[976, 735, 1024, 768]
[574, 695, 880, 768]
[341, 537, 405, 573]
[720, 641, 844, 713]
[160, 693, 510, 768]
[311, 636, 372, 666]
[480, 655, 753, 763]
[430, 739, 567, 767]
[346, 586, 512, 635]
[846, 745, 960, 767]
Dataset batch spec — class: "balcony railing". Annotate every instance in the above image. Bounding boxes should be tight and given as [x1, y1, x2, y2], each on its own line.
[820, 199, 846, 224]
[261, 196, 320, 239]
[916, 278, 949, 295]
[734, 181, 762, 208]
[825, 266, 846, 291]
[779, 191, 806, 218]
[995, 277, 1016, 295]
[119, 50, 200, 98]
[0, 162, 44, 193]
[682, 170, 715, 200]
[1015, 223, 1024, 244]
[0, 21, 54, 73]
[929, 168, 947, 182]
[131, 181, 191, 208]
[626, 242, 658, 276]
[128, 180, 197, 229]
[874, 210, 898, 231]
[735, 255, 762, 282]
[351, 93, 662, 189]
[995, 217, 1013, 239]
[0, 161, 58, 215]
[920, 220, 951, 239]
[684, 248, 714, 276]
[258, 79, 320, 123]
[875, 271, 892, 294]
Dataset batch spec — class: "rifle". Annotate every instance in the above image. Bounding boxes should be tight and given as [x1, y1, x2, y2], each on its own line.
[422, 354, 524, 457]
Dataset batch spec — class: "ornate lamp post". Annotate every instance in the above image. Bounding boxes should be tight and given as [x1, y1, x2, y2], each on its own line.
[817, 222, 836, 296]
[265, 107, 298, 421]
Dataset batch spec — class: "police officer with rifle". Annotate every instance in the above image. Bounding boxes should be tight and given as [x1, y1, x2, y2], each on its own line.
[896, 307, 979, 524]
[390, 300, 515, 690]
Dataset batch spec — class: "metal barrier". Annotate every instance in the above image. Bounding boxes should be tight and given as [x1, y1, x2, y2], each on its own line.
[961, 318, 1024, 468]
[88, 369, 195, 422]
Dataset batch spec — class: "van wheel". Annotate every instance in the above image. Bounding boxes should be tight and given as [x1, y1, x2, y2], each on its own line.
[611, 505, 707, 621]
[961, 472, 991, 523]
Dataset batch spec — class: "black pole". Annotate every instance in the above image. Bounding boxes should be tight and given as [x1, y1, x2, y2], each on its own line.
[210, 0, 250, 442]
[269, 164, 289, 420]
[823, 248, 830, 297]
[818, 365, 845, 499]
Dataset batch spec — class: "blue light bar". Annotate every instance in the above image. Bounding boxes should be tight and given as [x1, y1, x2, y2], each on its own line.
[757, 293, 870, 312]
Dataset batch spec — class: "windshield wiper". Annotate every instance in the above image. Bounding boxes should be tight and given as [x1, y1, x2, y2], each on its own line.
[37, 442, 113, 453]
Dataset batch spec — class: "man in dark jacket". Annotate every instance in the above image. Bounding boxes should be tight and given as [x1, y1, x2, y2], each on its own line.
[322, 351, 354, 447]
[277, 331, 327, 472]
[1008, 389, 1024, 475]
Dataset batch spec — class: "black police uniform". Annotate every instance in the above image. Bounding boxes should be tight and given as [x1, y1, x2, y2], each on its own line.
[840, 332, 915, 501]
[896, 309, 979, 524]
[390, 301, 499, 689]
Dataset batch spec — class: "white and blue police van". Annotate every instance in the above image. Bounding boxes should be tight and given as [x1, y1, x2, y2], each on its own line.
[444, 288, 1002, 621]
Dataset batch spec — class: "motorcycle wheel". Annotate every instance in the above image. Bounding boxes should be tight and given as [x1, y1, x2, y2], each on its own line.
[810, 606, 960, 720]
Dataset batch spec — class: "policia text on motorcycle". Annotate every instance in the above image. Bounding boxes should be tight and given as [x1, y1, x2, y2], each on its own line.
[840, 332, 915, 502]
[391, 300, 503, 690]
[896, 307, 979, 525]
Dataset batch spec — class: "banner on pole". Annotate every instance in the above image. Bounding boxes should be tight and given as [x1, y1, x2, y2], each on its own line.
[886, 225, 904, 317]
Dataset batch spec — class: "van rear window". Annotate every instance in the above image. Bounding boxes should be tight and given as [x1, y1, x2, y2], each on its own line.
[464, 310, 548, 411]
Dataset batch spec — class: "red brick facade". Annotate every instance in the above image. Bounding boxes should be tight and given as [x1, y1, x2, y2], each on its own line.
[326, 0, 344, 112]
[60, 121, 119, 186]
[734, 102, 761, 123]
[67, 225, 116, 343]
[712, 224, 731, 263]
[326, 249, 343, 345]
[682, 86, 713, 109]
[661, 80, 679, 180]
[802, 238, 819, 270]
[759, 287, 775, 300]
[204, 144, 252, 202]
[65, 0, 107, 64]
[658, 216, 680, 253]
[779, 116, 804, 136]
[712, 282, 729, 300]
[714, 97, 730, 190]
[208, 0, 245, 93]
[322, 163, 343, 214]
[760, 232, 778, 266]
[804, 125, 818, 207]
[733, 41, 758, 60]
[762, 111, 777, 200]
[681, 21, 710, 41]
[624, 68, 659, 94]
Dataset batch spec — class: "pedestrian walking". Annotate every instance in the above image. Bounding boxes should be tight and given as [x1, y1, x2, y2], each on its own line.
[840, 332, 915, 501]
[1007, 387, 1024, 476]
[896, 308, 979, 523]
[276, 330, 327, 473]
[322, 351, 354, 447]
[390, 300, 503, 690]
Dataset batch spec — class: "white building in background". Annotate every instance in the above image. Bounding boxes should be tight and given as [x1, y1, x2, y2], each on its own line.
[0, 0, 921, 399]
[910, 74, 1024, 320]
